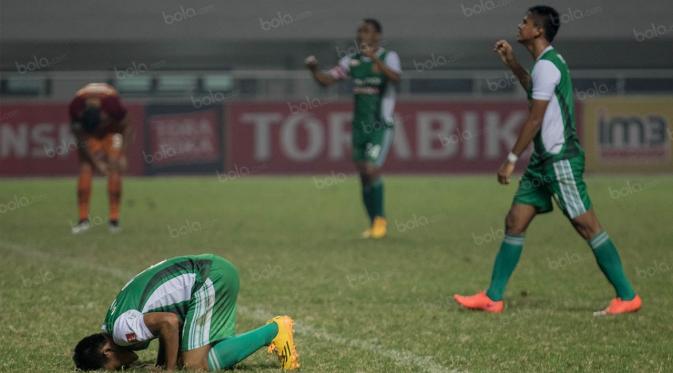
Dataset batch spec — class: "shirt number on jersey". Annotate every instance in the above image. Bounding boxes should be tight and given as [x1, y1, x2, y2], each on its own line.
[367, 144, 381, 159]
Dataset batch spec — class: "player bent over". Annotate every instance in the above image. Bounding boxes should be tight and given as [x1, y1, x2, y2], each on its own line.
[453, 6, 641, 316]
[69, 83, 130, 234]
[73, 254, 299, 371]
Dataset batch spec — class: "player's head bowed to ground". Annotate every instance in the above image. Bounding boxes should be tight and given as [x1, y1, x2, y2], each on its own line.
[73, 254, 299, 371]
[74, 333, 139, 370]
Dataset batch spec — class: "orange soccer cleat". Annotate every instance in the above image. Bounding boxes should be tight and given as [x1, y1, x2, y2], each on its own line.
[593, 295, 642, 316]
[453, 291, 504, 313]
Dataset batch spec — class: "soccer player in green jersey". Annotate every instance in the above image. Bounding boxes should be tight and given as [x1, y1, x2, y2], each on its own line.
[453, 6, 642, 315]
[305, 18, 402, 239]
[73, 254, 299, 371]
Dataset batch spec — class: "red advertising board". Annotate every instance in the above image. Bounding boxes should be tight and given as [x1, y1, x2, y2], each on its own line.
[2, 99, 587, 176]
[143, 104, 224, 174]
[0, 103, 145, 176]
[227, 101, 534, 173]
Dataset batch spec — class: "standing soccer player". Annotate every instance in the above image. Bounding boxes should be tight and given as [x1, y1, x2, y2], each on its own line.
[305, 19, 402, 239]
[69, 83, 130, 234]
[453, 6, 642, 315]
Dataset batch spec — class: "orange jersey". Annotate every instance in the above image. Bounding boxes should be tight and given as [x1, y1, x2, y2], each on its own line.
[69, 83, 127, 137]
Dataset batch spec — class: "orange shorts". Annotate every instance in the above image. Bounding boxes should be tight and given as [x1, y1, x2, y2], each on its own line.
[80, 133, 123, 163]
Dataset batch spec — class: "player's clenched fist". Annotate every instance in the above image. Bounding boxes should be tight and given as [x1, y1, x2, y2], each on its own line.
[493, 40, 515, 66]
[497, 160, 515, 185]
[304, 55, 319, 71]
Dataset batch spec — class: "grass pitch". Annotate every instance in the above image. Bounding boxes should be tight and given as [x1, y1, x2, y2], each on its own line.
[1, 175, 672, 372]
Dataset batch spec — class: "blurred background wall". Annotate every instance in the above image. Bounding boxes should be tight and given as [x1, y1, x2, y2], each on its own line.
[1, 0, 672, 175]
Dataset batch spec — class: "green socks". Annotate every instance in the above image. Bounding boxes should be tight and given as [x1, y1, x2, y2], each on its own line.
[486, 234, 524, 301]
[588, 231, 636, 300]
[207, 322, 278, 371]
[483, 231, 636, 302]
[361, 179, 384, 222]
[361, 183, 375, 222]
[371, 180, 384, 218]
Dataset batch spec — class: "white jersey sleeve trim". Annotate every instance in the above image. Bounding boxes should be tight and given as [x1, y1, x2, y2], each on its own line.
[384, 51, 402, 74]
[531, 60, 560, 101]
[328, 55, 352, 80]
[112, 310, 155, 346]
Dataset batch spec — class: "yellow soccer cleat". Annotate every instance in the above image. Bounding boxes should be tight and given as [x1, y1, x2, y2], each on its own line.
[369, 217, 387, 239]
[267, 315, 300, 370]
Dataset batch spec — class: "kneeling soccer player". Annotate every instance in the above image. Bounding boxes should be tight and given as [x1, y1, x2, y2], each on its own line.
[453, 6, 641, 316]
[73, 254, 299, 371]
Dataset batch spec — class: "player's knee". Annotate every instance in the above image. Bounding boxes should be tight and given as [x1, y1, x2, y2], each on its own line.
[107, 160, 121, 172]
[505, 211, 526, 235]
[80, 162, 93, 173]
[364, 166, 380, 181]
[572, 218, 600, 241]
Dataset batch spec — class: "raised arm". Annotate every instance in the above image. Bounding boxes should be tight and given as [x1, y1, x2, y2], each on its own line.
[494, 40, 531, 91]
[304, 55, 338, 87]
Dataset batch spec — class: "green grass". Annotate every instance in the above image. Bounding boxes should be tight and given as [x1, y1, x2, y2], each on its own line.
[1, 175, 672, 372]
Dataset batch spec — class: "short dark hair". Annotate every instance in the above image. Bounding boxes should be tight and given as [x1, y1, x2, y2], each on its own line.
[73, 333, 108, 371]
[528, 5, 560, 42]
[363, 18, 382, 33]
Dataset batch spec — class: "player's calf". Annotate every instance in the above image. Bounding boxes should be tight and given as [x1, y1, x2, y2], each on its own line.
[182, 345, 210, 370]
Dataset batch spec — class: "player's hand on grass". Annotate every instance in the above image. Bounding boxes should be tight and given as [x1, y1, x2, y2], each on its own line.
[305, 55, 319, 71]
[497, 161, 515, 185]
[494, 40, 515, 66]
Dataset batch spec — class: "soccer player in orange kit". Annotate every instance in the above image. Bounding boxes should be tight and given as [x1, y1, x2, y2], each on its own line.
[69, 83, 130, 234]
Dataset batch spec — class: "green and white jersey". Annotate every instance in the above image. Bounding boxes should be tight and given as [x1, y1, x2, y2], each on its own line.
[529, 45, 582, 164]
[102, 255, 214, 347]
[329, 48, 401, 127]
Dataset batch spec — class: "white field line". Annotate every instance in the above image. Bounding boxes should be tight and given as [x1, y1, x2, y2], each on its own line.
[0, 240, 458, 373]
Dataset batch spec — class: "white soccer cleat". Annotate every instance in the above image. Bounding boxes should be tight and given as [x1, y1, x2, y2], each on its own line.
[71, 220, 91, 234]
[108, 220, 122, 234]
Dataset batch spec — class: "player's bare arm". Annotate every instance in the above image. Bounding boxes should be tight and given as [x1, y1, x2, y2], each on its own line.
[494, 40, 531, 91]
[305, 55, 337, 86]
[361, 43, 401, 83]
[71, 121, 108, 175]
[143, 312, 180, 371]
[497, 99, 549, 185]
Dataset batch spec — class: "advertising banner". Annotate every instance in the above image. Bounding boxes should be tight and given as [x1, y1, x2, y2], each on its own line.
[227, 100, 534, 174]
[0, 103, 145, 176]
[143, 104, 224, 175]
[582, 97, 673, 172]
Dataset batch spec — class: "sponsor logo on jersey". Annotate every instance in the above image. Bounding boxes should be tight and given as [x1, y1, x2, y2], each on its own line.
[126, 333, 137, 343]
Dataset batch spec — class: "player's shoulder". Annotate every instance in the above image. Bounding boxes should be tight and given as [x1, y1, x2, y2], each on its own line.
[537, 47, 567, 66]
[532, 58, 561, 77]
[381, 48, 399, 57]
